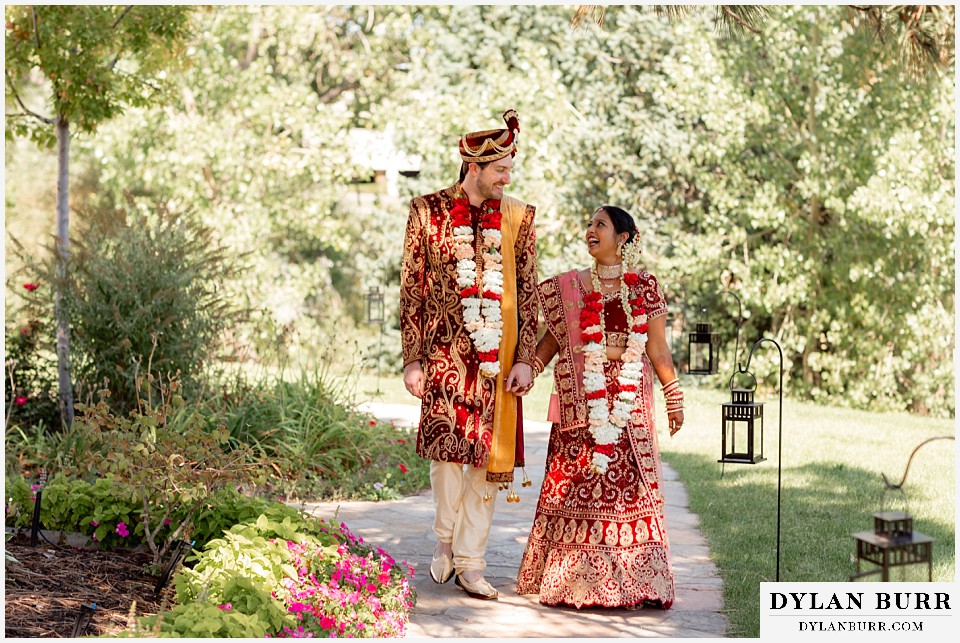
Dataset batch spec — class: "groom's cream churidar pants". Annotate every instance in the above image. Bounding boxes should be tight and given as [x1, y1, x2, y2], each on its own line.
[430, 460, 499, 573]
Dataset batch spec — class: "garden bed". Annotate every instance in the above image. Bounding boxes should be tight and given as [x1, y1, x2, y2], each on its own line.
[4, 534, 162, 638]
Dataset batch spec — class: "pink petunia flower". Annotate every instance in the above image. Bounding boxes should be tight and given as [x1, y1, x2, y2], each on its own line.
[115, 521, 129, 538]
[22, 283, 38, 291]
[15, 396, 28, 406]
[319, 616, 336, 630]
[218, 603, 232, 611]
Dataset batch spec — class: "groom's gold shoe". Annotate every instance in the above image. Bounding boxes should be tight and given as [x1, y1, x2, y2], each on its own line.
[429, 552, 454, 584]
[455, 573, 499, 600]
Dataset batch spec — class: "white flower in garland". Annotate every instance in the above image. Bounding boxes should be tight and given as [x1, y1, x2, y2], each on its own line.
[450, 196, 504, 377]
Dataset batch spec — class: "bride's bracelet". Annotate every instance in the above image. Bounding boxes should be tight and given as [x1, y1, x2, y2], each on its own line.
[662, 378, 680, 396]
[531, 356, 546, 378]
[665, 385, 684, 413]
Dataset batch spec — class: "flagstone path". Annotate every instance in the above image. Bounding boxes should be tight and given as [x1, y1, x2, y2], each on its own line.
[300, 403, 730, 638]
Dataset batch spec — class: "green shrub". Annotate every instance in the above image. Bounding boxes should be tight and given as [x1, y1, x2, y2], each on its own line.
[71, 381, 264, 565]
[18, 198, 244, 416]
[127, 600, 276, 638]
[216, 364, 429, 501]
[5, 374, 267, 563]
[3, 293, 61, 433]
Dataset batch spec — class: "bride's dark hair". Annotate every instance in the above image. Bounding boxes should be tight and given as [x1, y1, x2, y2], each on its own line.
[597, 205, 638, 243]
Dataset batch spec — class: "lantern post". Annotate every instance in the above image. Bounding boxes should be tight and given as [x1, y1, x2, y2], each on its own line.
[850, 436, 954, 582]
[727, 337, 785, 581]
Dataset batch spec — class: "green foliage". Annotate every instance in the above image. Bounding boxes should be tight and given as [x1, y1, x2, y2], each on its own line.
[5, 373, 267, 564]
[150, 512, 415, 638]
[216, 364, 429, 501]
[12, 199, 244, 414]
[5, 472, 142, 549]
[5, 5, 952, 415]
[660, 385, 955, 637]
[68, 378, 264, 564]
[127, 600, 276, 638]
[4, 313, 61, 433]
[5, 5, 192, 142]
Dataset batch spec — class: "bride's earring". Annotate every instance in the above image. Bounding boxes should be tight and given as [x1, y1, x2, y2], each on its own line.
[616, 242, 624, 258]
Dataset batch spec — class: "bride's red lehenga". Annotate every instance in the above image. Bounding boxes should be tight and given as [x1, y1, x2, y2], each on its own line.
[516, 270, 675, 609]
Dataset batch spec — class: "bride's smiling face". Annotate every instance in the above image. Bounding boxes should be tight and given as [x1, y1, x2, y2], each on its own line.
[585, 209, 628, 261]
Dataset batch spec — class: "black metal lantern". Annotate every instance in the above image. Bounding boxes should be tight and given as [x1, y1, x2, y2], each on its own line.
[687, 320, 719, 375]
[849, 436, 953, 582]
[851, 512, 934, 582]
[720, 371, 765, 465]
[366, 286, 384, 325]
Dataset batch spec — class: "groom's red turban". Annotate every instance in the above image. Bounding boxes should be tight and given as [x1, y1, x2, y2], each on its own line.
[459, 109, 520, 164]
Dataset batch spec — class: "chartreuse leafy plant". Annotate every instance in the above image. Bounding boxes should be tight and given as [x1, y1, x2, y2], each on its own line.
[122, 513, 416, 638]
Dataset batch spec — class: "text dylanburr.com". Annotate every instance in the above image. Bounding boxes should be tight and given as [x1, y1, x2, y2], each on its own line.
[760, 583, 957, 640]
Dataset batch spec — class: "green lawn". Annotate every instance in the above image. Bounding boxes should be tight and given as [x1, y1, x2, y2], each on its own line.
[341, 369, 955, 638]
[659, 381, 955, 637]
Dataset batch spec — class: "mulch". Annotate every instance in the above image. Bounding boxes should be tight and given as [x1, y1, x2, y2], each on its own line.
[4, 533, 165, 638]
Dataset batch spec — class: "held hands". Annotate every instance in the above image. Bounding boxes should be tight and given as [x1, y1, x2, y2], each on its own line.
[505, 362, 534, 396]
[403, 360, 425, 398]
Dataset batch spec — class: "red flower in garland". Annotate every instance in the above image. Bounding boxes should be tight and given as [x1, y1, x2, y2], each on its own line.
[460, 285, 479, 298]
[450, 198, 471, 227]
[623, 273, 640, 287]
[595, 443, 616, 456]
[580, 311, 601, 328]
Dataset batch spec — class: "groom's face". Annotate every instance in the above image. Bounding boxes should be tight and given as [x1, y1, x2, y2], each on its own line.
[473, 156, 513, 201]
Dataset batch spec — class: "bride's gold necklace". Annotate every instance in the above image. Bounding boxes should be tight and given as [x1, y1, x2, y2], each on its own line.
[595, 262, 622, 280]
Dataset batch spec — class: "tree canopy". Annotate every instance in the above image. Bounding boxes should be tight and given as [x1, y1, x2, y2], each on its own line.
[5, 5, 953, 416]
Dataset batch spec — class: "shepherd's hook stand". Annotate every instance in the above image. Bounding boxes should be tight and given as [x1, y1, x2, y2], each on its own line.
[737, 337, 784, 581]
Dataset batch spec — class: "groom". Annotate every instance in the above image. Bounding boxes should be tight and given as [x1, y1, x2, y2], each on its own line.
[399, 109, 539, 600]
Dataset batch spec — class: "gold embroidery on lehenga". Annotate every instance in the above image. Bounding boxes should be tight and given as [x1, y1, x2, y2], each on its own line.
[588, 521, 603, 545]
[603, 522, 618, 546]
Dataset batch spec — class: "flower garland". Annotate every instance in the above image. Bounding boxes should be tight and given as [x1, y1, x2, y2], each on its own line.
[450, 196, 504, 377]
[580, 262, 649, 474]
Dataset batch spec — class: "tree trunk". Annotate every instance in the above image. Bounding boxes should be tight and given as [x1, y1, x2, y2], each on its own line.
[55, 116, 75, 428]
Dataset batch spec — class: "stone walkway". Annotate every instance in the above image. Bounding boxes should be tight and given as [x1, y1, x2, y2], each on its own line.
[300, 403, 729, 638]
